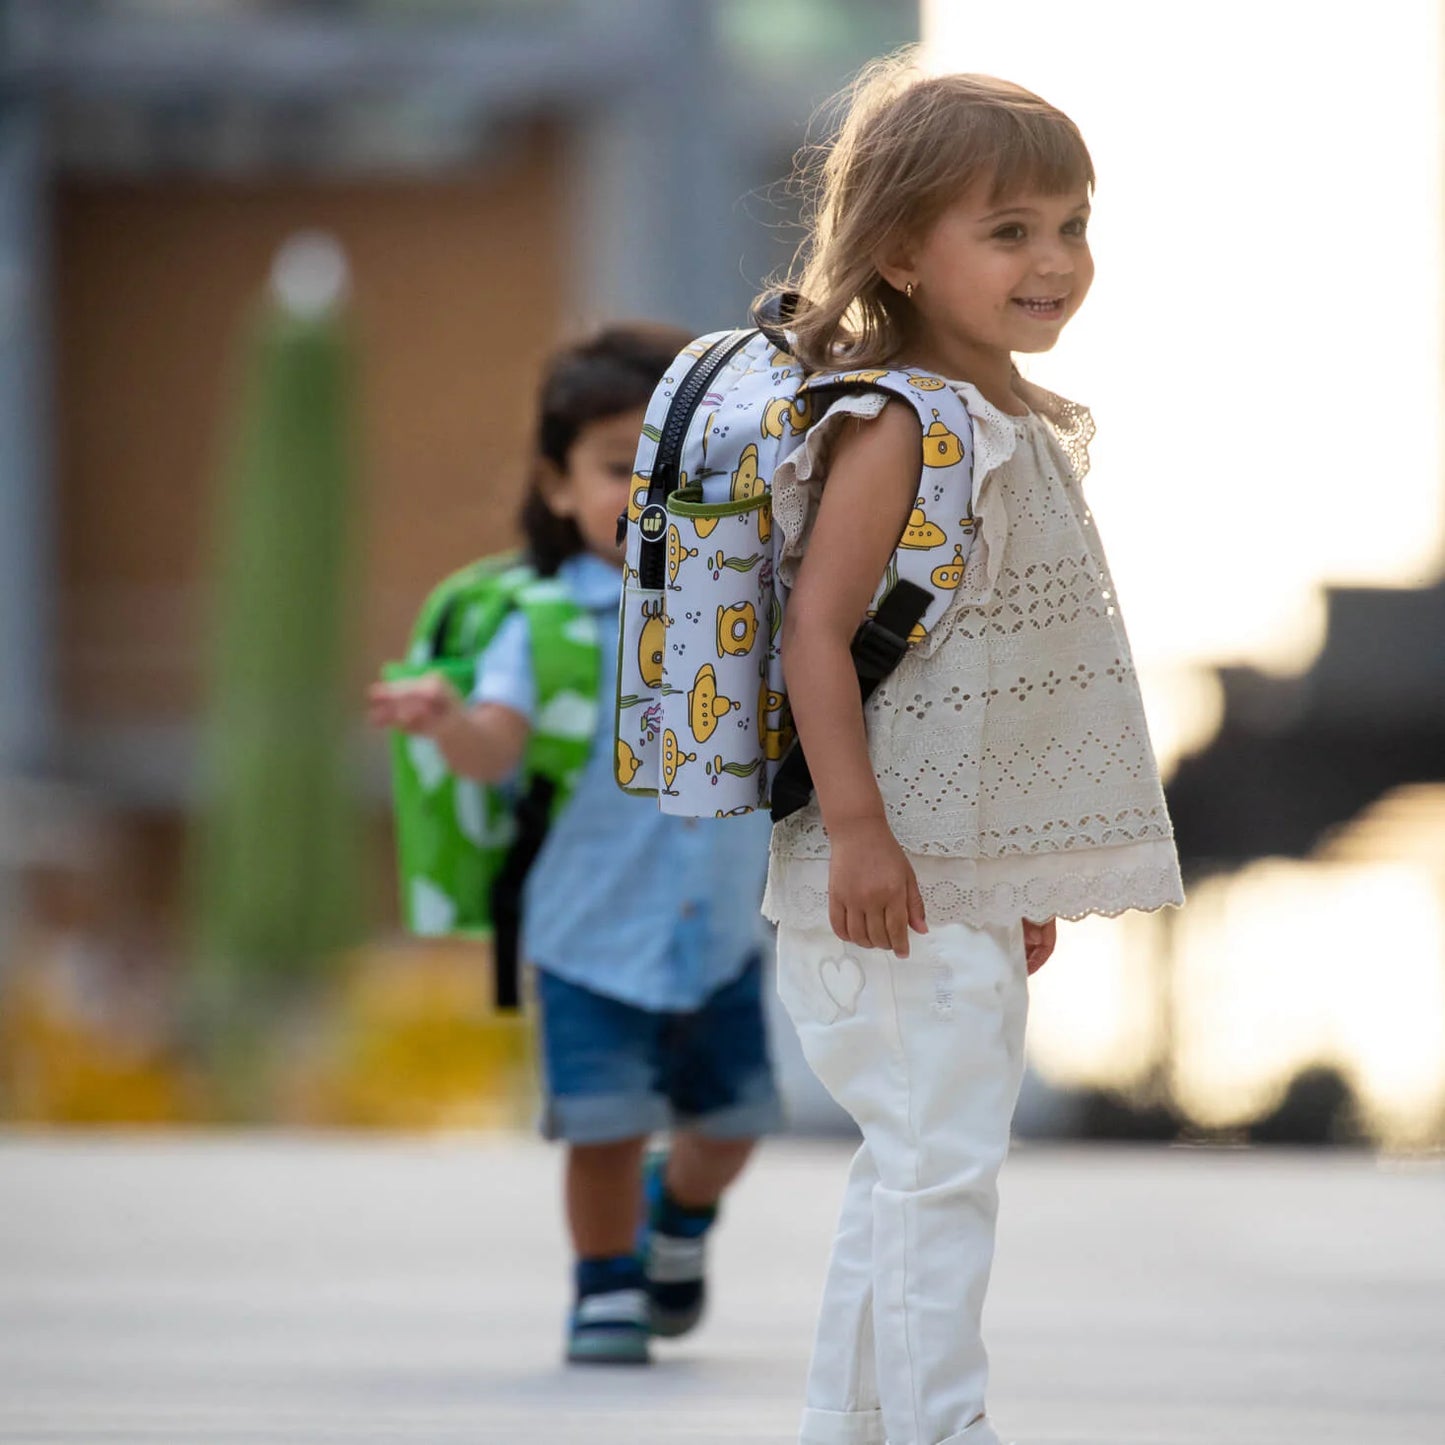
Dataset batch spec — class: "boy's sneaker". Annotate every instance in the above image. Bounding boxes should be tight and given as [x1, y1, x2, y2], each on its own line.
[567, 1257, 651, 1365]
[639, 1150, 715, 1339]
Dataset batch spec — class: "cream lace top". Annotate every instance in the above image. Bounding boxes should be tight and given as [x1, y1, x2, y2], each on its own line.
[762, 378, 1185, 929]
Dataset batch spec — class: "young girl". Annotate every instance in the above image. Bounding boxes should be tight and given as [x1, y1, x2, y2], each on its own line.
[763, 61, 1184, 1445]
[368, 326, 781, 1366]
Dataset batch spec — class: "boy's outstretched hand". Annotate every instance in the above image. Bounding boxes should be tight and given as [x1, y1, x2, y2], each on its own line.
[1023, 918, 1057, 974]
[366, 675, 464, 737]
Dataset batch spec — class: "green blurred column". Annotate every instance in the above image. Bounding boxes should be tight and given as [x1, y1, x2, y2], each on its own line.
[191, 234, 364, 1116]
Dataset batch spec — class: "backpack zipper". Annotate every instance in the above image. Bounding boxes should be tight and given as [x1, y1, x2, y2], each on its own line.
[637, 328, 756, 588]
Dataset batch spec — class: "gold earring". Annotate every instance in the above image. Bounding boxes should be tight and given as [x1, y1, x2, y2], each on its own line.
[905, 281, 915, 299]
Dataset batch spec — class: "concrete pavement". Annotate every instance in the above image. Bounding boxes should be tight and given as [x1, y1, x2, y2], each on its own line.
[0, 1134, 1441, 1444]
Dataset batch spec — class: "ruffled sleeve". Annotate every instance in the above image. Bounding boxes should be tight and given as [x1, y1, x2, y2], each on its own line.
[771, 381, 1029, 618]
[774, 378, 1034, 638]
[771, 392, 888, 592]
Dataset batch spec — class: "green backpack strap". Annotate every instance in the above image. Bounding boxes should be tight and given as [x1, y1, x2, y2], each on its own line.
[512, 572, 601, 811]
[476, 572, 599, 1010]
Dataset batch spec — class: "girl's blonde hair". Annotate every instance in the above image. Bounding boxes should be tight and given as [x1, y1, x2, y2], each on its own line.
[762, 52, 1094, 373]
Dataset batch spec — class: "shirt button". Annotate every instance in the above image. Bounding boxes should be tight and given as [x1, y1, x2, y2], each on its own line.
[679, 901, 698, 919]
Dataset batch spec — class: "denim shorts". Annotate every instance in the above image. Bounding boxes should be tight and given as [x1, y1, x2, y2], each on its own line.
[532, 955, 785, 1145]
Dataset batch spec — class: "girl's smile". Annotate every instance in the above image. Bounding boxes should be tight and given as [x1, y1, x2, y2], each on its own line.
[1010, 294, 1069, 321]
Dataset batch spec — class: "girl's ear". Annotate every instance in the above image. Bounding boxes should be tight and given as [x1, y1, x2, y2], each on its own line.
[535, 457, 577, 519]
[873, 231, 918, 297]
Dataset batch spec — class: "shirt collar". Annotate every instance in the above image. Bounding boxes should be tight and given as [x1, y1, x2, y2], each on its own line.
[558, 551, 623, 608]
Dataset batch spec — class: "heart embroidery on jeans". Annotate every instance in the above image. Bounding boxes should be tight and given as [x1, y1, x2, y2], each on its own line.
[818, 954, 865, 1022]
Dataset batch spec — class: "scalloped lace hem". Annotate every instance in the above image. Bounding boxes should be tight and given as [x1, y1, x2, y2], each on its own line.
[762, 839, 1184, 929]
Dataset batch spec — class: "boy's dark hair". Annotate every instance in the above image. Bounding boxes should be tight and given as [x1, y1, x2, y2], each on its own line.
[521, 322, 693, 575]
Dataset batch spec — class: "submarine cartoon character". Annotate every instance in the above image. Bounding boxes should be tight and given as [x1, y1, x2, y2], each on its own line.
[615, 738, 642, 785]
[898, 499, 947, 549]
[729, 445, 772, 542]
[688, 664, 738, 743]
[666, 524, 698, 586]
[761, 393, 814, 440]
[638, 609, 666, 688]
[758, 681, 794, 761]
[660, 729, 696, 793]
[626, 474, 649, 523]
[907, 375, 947, 392]
[730, 444, 766, 502]
[921, 409, 966, 468]
[716, 602, 759, 657]
[931, 545, 967, 590]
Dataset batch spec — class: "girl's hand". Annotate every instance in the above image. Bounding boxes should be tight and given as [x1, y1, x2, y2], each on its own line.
[366, 675, 464, 737]
[829, 815, 928, 958]
[1023, 917, 1057, 974]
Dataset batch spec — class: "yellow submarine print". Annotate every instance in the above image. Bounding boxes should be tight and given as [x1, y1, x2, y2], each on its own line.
[729, 445, 772, 542]
[667, 524, 698, 586]
[731, 444, 766, 502]
[827, 368, 888, 386]
[627, 474, 649, 523]
[931, 545, 967, 590]
[661, 728, 696, 793]
[688, 664, 738, 743]
[761, 392, 813, 440]
[922, 409, 965, 468]
[758, 681, 794, 761]
[638, 610, 666, 688]
[907, 375, 947, 392]
[615, 737, 642, 785]
[898, 498, 947, 549]
[717, 602, 759, 657]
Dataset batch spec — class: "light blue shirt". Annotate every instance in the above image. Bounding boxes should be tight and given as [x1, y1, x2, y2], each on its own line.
[474, 553, 772, 1013]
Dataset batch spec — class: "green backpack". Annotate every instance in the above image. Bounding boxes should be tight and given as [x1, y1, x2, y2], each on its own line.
[382, 554, 600, 1008]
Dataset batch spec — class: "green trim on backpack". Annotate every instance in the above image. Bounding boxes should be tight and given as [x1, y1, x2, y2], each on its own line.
[383, 554, 600, 940]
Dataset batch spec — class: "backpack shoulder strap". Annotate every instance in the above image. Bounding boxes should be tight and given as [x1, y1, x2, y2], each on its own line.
[484, 567, 600, 1010]
[769, 368, 977, 823]
[512, 573, 601, 802]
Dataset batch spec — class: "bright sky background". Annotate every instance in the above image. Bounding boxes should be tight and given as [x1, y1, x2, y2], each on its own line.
[925, 0, 1443, 689]
[924, 3, 1445, 1140]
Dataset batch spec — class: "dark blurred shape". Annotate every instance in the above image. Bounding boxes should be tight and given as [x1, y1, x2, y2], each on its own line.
[1169, 580, 1445, 864]
[1245, 1066, 1364, 1147]
[190, 235, 362, 1111]
[1070, 1088, 1185, 1143]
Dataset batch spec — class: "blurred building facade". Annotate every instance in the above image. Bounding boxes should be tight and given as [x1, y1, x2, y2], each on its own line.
[3, 2, 1442, 1143]
[0, 0, 916, 959]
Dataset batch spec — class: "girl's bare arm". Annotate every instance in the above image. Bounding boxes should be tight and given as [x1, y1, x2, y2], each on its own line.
[780, 400, 927, 956]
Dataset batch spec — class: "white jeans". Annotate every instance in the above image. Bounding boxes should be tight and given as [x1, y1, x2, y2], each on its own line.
[776, 920, 1030, 1445]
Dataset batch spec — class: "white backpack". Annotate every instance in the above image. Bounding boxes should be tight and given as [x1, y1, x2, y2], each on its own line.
[615, 309, 977, 820]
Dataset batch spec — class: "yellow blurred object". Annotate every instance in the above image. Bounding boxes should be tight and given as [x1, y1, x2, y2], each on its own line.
[0, 959, 200, 1125]
[280, 940, 537, 1129]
